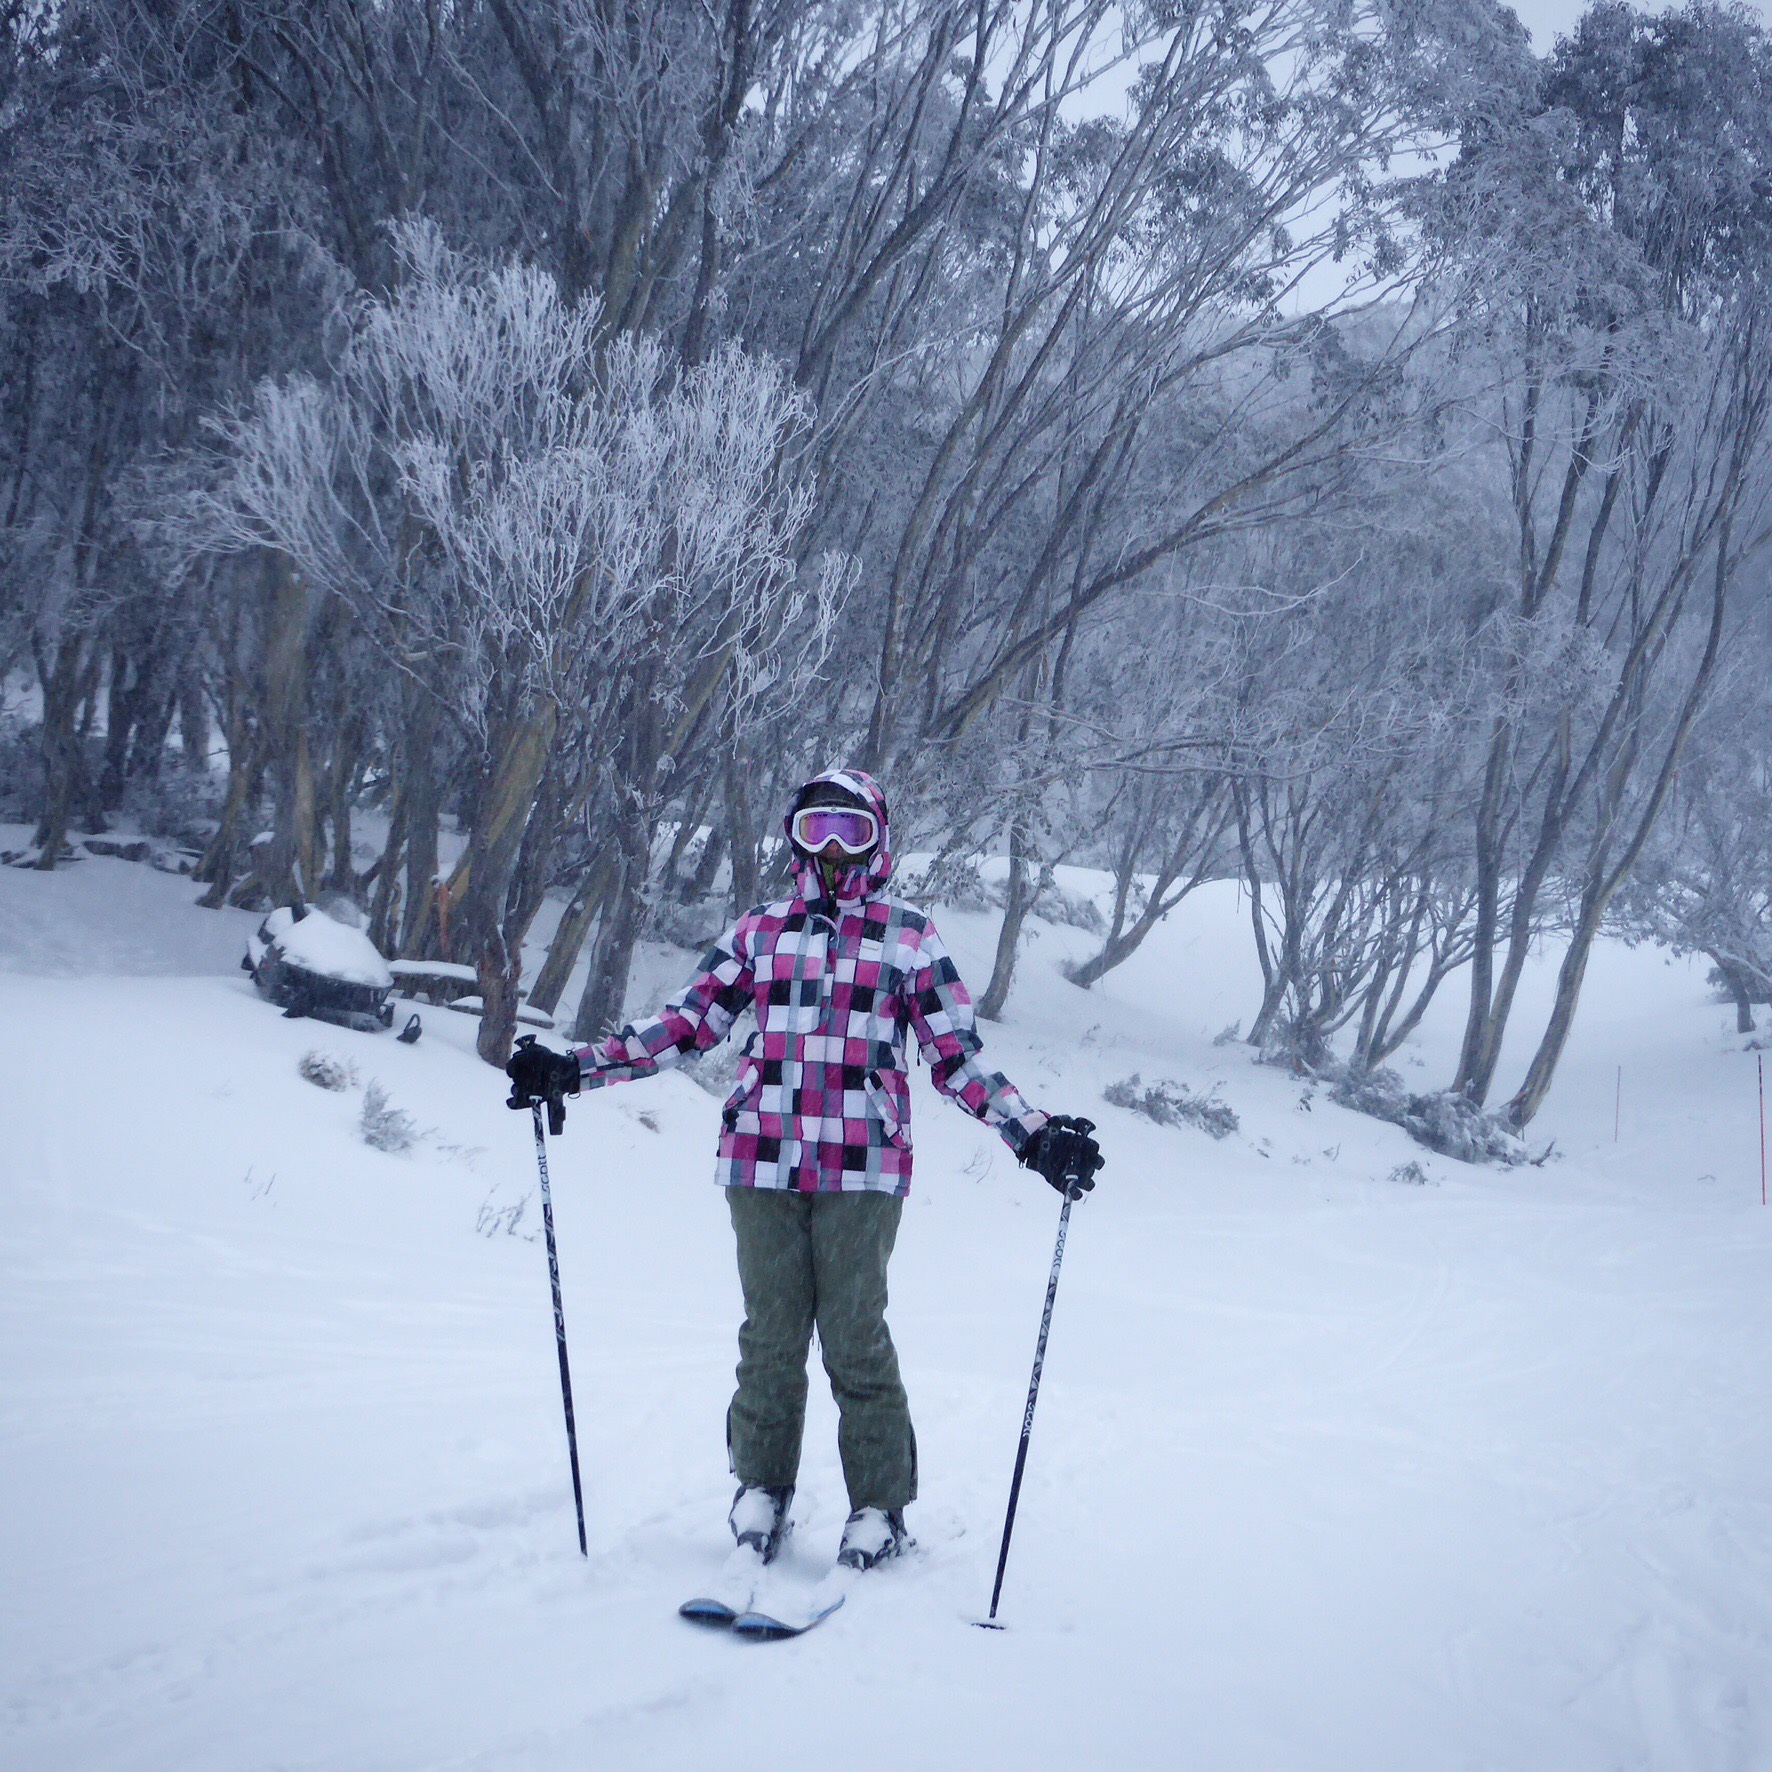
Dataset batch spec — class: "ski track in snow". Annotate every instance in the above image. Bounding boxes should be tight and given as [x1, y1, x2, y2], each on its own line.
[2, 844, 1770, 1770]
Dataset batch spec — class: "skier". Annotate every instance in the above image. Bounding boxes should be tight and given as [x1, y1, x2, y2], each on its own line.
[505, 768, 1103, 1576]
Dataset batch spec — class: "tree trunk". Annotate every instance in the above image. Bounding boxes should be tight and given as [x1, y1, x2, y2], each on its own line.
[979, 814, 1033, 1021]
[1454, 724, 1509, 1098]
[662, 771, 716, 899]
[724, 740, 759, 910]
[573, 798, 653, 1043]
[128, 686, 177, 785]
[1459, 806, 1564, 1105]
[99, 645, 137, 812]
[686, 818, 726, 900]
[1065, 814, 1222, 992]
[1716, 960, 1756, 1034]
[528, 851, 614, 1018]
[1506, 522, 1734, 1127]
[398, 699, 443, 957]
[462, 705, 559, 1065]
[1236, 794, 1288, 1048]
[31, 636, 100, 868]
[228, 552, 312, 908]
[1503, 896, 1604, 1128]
[178, 664, 209, 772]
[322, 717, 364, 894]
[197, 709, 259, 905]
[367, 787, 406, 955]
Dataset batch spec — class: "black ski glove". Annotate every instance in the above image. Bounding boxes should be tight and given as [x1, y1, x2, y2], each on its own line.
[505, 1036, 581, 1114]
[1019, 1114, 1103, 1200]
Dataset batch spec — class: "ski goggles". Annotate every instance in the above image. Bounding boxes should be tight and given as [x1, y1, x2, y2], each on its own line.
[790, 805, 879, 856]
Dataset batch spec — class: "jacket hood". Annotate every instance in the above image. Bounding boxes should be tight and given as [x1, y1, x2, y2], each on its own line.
[784, 768, 892, 905]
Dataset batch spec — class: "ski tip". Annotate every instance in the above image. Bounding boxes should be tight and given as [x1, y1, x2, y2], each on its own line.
[679, 1598, 740, 1627]
[730, 1594, 845, 1640]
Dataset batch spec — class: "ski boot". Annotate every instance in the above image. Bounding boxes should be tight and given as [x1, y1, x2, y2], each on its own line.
[728, 1484, 794, 1564]
[836, 1506, 911, 1571]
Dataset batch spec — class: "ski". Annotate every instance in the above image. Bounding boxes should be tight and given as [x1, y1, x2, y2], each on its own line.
[729, 1563, 856, 1640]
[729, 1594, 845, 1640]
[678, 1542, 768, 1629]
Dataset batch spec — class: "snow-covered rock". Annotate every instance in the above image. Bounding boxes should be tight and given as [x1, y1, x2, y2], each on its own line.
[255, 903, 393, 990]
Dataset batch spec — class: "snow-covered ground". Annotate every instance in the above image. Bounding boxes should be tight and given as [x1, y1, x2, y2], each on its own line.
[3, 843, 1770, 1771]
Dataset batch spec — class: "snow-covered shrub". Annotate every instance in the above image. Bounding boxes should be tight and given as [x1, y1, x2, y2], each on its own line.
[1033, 879, 1105, 932]
[114, 769, 222, 857]
[298, 1049, 357, 1092]
[650, 898, 725, 954]
[901, 857, 1101, 929]
[0, 719, 40, 822]
[1402, 1091, 1528, 1166]
[899, 853, 992, 912]
[1103, 1073, 1239, 1140]
[1387, 1160, 1431, 1186]
[1330, 1064, 1413, 1122]
[476, 1191, 529, 1237]
[1255, 1016, 1334, 1075]
[360, 1081, 418, 1153]
[1330, 1065, 1527, 1166]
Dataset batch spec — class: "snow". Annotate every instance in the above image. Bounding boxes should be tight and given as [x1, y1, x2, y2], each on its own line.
[3, 848, 1771, 1770]
[388, 959, 480, 983]
[259, 903, 394, 989]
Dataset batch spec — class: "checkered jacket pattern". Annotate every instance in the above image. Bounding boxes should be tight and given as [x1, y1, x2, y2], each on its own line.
[572, 771, 1045, 1194]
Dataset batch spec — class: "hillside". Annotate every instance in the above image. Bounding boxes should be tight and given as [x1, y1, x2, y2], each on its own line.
[3, 849, 1769, 1771]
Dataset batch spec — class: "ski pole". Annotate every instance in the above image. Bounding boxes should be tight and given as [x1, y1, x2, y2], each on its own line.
[979, 1124, 1093, 1627]
[527, 1083, 588, 1558]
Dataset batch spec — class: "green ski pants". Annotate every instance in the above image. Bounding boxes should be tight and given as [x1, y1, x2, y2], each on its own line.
[725, 1186, 917, 1512]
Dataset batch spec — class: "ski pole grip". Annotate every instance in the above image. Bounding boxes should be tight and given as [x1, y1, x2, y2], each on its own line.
[511, 1034, 569, 1134]
[1062, 1116, 1096, 1197]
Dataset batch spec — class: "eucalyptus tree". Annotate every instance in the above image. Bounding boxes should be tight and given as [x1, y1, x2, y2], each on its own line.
[767, 0, 1528, 1015]
[0, 0, 332, 865]
[1225, 505, 1488, 1068]
[190, 223, 835, 1058]
[1055, 576, 1243, 994]
[1425, 0, 1772, 1124]
[1615, 638, 1772, 1032]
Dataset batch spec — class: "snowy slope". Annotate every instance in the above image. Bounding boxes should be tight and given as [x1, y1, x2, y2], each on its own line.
[3, 848, 1770, 1771]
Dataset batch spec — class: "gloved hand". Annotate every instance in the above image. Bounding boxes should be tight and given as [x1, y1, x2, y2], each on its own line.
[1019, 1114, 1103, 1199]
[505, 1036, 582, 1112]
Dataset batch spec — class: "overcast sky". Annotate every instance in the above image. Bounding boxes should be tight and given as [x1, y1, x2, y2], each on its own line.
[1507, 0, 1598, 48]
[1509, 0, 1769, 47]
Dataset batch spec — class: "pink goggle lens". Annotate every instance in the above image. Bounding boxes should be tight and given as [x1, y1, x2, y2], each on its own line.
[793, 807, 879, 855]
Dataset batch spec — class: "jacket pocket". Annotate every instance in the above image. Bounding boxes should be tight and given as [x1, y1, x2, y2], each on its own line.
[722, 1047, 763, 1129]
[863, 1070, 910, 1148]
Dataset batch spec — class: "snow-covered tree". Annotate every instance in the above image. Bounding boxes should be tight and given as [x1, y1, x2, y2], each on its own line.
[190, 221, 838, 1057]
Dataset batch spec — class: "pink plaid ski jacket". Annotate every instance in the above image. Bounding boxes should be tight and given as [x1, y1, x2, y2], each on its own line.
[573, 769, 1046, 1195]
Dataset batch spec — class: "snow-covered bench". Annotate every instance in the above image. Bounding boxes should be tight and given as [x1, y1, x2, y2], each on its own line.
[439, 993, 556, 1030]
[386, 959, 481, 1005]
[387, 961, 555, 1028]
